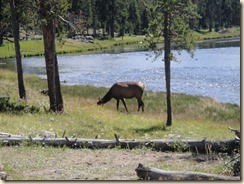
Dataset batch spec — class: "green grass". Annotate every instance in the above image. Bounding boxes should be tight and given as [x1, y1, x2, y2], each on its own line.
[194, 27, 240, 40]
[0, 27, 240, 59]
[0, 35, 146, 59]
[0, 69, 240, 141]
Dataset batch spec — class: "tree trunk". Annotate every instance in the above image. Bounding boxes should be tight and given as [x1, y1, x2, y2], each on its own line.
[208, 0, 213, 32]
[39, 0, 63, 112]
[164, 11, 172, 126]
[92, 0, 97, 36]
[0, 34, 3, 46]
[9, 0, 26, 100]
[54, 54, 63, 111]
[110, 0, 115, 37]
[135, 164, 240, 180]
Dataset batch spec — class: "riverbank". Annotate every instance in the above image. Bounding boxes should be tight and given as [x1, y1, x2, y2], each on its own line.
[0, 27, 240, 59]
[0, 69, 240, 140]
[0, 68, 240, 180]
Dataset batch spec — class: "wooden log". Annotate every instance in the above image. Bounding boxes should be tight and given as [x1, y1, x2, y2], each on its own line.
[0, 134, 239, 154]
[228, 127, 240, 140]
[0, 172, 7, 180]
[151, 139, 240, 154]
[135, 163, 240, 181]
[0, 132, 24, 138]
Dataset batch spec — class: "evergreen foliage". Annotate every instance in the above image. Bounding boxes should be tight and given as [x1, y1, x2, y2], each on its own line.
[0, 0, 240, 43]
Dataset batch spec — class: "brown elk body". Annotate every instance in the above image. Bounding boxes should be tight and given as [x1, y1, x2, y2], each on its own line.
[97, 82, 145, 112]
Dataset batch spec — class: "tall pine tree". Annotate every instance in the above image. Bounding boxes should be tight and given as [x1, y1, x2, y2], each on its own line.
[147, 0, 199, 126]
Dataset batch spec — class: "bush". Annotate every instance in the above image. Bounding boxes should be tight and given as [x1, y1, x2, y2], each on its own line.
[0, 96, 39, 114]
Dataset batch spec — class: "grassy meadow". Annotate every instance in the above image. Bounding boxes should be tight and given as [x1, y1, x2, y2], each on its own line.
[0, 69, 240, 141]
[0, 35, 146, 59]
[0, 27, 240, 59]
[195, 27, 240, 40]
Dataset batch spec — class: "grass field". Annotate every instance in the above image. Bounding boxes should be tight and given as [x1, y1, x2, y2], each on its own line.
[0, 27, 240, 59]
[0, 35, 146, 59]
[0, 69, 240, 140]
[195, 27, 240, 40]
[0, 69, 240, 180]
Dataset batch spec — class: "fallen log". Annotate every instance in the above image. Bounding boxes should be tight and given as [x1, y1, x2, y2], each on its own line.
[228, 127, 240, 140]
[0, 172, 7, 180]
[135, 163, 240, 180]
[152, 139, 239, 154]
[0, 132, 24, 138]
[0, 134, 239, 154]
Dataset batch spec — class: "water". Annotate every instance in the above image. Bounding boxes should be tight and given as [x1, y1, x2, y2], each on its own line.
[0, 37, 240, 105]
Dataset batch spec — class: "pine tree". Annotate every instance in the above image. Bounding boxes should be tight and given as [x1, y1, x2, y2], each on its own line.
[147, 0, 199, 126]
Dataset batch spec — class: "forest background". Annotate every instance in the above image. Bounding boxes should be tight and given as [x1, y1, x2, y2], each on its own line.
[0, 0, 240, 46]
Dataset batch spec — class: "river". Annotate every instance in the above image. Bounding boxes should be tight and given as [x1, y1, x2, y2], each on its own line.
[0, 37, 240, 105]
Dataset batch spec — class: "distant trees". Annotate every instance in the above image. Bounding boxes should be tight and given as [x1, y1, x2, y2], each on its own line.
[0, 0, 11, 46]
[195, 0, 240, 32]
[67, 0, 239, 37]
[67, 0, 152, 37]
[0, 0, 5, 46]
[0, 0, 240, 42]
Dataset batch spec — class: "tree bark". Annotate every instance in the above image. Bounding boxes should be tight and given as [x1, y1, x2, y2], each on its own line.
[208, 0, 213, 32]
[9, 0, 26, 100]
[110, 0, 115, 37]
[39, 0, 63, 112]
[135, 163, 240, 180]
[0, 34, 3, 46]
[164, 11, 172, 126]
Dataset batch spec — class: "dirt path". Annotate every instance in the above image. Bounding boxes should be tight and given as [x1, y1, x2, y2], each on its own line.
[0, 146, 232, 180]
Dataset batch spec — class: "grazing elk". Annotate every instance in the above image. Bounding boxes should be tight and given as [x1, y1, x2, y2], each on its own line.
[97, 82, 145, 112]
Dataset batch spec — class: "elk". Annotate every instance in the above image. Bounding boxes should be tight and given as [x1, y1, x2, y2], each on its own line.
[97, 82, 145, 112]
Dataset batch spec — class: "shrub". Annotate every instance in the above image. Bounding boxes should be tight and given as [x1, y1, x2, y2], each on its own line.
[0, 96, 39, 114]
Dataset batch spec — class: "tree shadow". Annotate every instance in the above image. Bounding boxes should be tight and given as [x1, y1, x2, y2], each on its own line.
[133, 124, 167, 135]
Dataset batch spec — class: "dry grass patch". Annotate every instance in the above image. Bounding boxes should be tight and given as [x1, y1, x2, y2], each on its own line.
[0, 146, 233, 180]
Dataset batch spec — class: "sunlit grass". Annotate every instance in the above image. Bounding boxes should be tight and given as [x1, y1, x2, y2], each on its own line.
[0, 36, 146, 59]
[0, 69, 240, 141]
[0, 27, 240, 59]
[194, 27, 240, 40]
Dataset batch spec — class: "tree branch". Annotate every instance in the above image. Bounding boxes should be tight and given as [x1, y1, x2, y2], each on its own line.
[50, 11, 77, 31]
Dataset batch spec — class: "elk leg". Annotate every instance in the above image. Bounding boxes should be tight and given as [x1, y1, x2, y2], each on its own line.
[141, 101, 144, 112]
[121, 99, 128, 113]
[137, 100, 141, 111]
[116, 99, 120, 111]
[137, 98, 144, 112]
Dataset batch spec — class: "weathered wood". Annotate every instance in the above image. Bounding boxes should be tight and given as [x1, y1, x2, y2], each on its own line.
[228, 127, 240, 140]
[0, 172, 7, 180]
[152, 139, 240, 154]
[0, 132, 24, 138]
[135, 163, 240, 180]
[0, 133, 239, 154]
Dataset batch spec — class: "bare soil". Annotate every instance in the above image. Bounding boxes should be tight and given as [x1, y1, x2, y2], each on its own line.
[0, 146, 231, 180]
